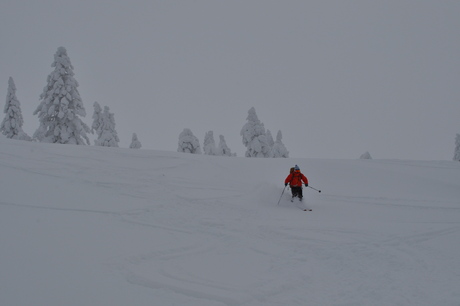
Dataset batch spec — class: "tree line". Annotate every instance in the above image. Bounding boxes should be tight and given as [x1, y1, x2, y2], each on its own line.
[177, 107, 289, 158]
[3, 47, 458, 160]
[1, 47, 290, 157]
[1, 47, 141, 149]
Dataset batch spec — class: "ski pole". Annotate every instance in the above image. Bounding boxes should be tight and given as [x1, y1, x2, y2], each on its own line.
[277, 185, 287, 205]
[307, 185, 321, 193]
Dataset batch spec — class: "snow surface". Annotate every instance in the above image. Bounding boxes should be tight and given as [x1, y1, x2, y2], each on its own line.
[1, 137, 459, 306]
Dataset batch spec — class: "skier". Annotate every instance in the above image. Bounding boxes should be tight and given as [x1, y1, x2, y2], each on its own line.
[284, 165, 308, 200]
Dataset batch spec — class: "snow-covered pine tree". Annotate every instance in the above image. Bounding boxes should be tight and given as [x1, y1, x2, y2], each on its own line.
[178, 128, 201, 154]
[33, 47, 90, 144]
[360, 151, 372, 160]
[271, 130, 289, 158]
[217, 135, 236, 157]
[130, 133, 142, 149]
[203, 131, 218, 155]
[240, 107, 270, 158]
[266, 129, 275, 147]
[266, 129, 275, 158]
[94, 106, 119, 147]
[91, 101, 104, 137]
[1, 77, 31, 140]
[454, 134, 460, 162]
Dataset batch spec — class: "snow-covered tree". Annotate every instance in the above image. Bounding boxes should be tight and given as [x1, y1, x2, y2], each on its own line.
[240, 107, 270, 158]
[266, 129, 275, 148]
[265, 129, 275, 157]
[130, 133, 142, 149]
[360, 151, 372, 160]
[271, 130, 289, 158]
[178, 128, 201, 154]
[454, 134, 460, 162]
[94, 105, 119, 147]
[203, 131, 218, 155]
[217, 134, 236, 157]
[1, 77, 31, 140]
[91, 101, 103, 136]
[33, 47, 90, 145]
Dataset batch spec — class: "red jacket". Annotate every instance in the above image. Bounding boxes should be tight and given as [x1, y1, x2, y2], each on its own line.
[285, 170, 308, 187]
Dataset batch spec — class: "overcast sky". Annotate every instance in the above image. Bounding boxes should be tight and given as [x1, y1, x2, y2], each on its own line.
[1, 0, 459, 160]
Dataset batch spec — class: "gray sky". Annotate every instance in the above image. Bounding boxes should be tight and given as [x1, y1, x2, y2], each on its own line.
[1, 0, 459, 160]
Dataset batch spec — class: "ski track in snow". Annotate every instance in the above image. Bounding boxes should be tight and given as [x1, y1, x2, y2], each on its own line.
[1, 138, 460, 305]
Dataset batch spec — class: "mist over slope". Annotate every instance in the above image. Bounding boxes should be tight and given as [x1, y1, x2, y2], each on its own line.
[1, 138, 459, 306]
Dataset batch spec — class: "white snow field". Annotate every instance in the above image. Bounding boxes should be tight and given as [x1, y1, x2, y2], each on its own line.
[1, 137, 459, 306]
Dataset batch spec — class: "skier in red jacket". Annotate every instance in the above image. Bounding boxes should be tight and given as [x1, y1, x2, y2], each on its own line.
[285, 165, 309, 200]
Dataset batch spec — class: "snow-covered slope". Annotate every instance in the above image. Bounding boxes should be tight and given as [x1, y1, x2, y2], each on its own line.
[1, 138, 459, 306]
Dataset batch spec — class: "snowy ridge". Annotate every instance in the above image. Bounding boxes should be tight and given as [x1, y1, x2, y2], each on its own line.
[1, 137, 460, 306]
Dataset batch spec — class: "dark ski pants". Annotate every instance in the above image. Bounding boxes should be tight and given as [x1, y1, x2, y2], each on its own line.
[290, 186, 303, 198]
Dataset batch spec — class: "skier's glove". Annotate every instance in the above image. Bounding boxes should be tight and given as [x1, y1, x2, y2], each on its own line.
[305, 184, 308, 187]
[285, 183, 288, 187]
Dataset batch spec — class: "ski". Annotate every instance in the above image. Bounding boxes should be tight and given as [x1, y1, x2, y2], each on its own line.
[296, 202, 312, 211]
[297, 204, 312, 211]
[288, 196, 312, 211]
